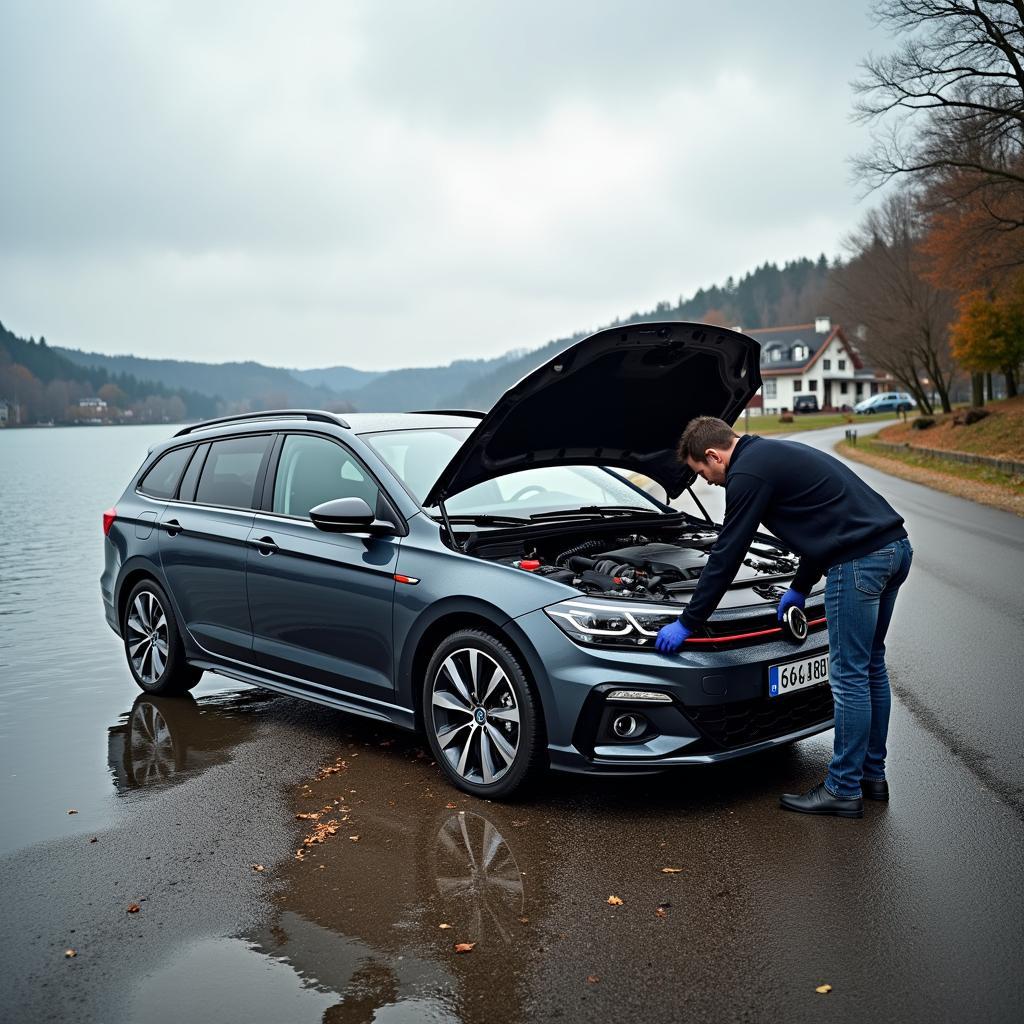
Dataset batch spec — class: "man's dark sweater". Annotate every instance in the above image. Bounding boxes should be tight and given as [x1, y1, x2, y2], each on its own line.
[679, 434, 907, 631]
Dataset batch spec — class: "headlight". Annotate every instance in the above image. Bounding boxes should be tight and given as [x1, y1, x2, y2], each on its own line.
[544, 598, 682, 648]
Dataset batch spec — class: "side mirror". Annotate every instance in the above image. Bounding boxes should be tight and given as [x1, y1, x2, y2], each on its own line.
[309, 497, 395, 536]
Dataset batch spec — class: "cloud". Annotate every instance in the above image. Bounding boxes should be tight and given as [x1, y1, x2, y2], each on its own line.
[0, 1, 881, 368]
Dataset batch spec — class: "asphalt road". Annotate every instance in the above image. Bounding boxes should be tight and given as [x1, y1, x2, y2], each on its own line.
[2, 421, 1022, 1024]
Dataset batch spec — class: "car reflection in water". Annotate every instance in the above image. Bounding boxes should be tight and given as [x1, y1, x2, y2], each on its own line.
[108, 689, 544, 1021]
[107, 690, 275, 792]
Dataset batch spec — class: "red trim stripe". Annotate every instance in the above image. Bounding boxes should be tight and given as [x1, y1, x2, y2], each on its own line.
[683, 616, 827, 645]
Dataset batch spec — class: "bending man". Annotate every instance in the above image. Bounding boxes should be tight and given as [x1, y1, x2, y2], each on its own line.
[655, 416, 913, 819]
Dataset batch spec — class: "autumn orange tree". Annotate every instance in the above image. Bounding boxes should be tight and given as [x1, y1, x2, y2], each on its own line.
[950, 274, 1024, 396]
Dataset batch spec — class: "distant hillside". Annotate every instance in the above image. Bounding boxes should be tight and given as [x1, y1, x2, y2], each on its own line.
[0, 321, 217, 424]
[324, 354, 520, 413]
[23, 254, 832, 419]
[440, 256, 832, 409]
[289, 365, 384, 392]
[55, 348, 348, 412]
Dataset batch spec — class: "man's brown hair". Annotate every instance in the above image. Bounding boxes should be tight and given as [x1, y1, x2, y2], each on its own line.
[677, 416, 739, 463]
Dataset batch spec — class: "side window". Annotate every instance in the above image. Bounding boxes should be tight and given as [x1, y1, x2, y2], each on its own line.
[273, 434, 378, 518]
[195, 435, 271, 509]
[138, 445, 193, 499]
[177, 443, 209, 502]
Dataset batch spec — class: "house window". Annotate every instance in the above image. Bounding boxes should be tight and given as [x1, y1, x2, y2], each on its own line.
[839, 359, 846, 370]
[763, 379, 777, 398]
[808, 380, 817, 391]
[823, 359, 831, 371]
[793, 380, 803, 392]
[770, 347, 781, 362]
[840, 382, 848, 394]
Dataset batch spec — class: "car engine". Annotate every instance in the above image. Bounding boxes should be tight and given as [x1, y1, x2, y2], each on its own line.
[496, 530, 799, 604]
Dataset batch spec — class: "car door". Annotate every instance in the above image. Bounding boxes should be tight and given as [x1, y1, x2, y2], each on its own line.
[245, 431, 401, 700]
[157, 433, 274, 662]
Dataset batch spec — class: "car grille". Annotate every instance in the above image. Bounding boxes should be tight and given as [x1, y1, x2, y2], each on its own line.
[684, 685, 835, 751]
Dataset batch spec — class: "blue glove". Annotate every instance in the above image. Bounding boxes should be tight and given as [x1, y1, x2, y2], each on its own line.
[777, 587, 806, 622]
[655, 620, 692, 653]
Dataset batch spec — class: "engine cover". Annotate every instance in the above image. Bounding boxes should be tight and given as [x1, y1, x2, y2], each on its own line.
[594, 543, 707, 579]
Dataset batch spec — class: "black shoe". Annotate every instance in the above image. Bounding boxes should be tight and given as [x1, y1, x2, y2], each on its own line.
[779, 783, 863, 818]
[861, 777, 889, 801]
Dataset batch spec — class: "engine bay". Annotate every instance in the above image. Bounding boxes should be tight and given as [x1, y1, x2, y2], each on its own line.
[468, 523, 798, 605]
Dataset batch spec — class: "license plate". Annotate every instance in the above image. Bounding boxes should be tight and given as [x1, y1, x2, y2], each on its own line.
[768, 651, 829, 698]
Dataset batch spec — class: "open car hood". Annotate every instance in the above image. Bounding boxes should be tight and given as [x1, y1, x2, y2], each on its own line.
[424, 321, 762, 505]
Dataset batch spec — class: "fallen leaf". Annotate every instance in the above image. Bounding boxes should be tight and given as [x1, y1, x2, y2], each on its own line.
[606, 895, 623, 906]
[64, 949, 77, 958]
[816, 984, 832, 995]
[349, 835, 360, 842]
[518, 916, 529, 924]
[438, 923, 452, 930]
[126, 904, 140, 914]
[67, 809, 78, 815]
[587, 975, 600, 984]
[660, 867, 683, 874]
[655, 907, 668, 919]
[251, 864, 265, 872]
[445, 802, 457, 809]
[454, 942, 475, 954]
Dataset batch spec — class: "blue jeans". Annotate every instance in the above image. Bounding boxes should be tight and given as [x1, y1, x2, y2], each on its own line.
[823, 537, 913, 798]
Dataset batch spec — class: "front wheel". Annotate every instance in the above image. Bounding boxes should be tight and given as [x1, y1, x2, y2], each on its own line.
[122, 579, 202, 696]
[422, 629, 544, 799]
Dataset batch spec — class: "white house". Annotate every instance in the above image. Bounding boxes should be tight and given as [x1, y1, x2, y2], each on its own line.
[745, 318, 893, 414]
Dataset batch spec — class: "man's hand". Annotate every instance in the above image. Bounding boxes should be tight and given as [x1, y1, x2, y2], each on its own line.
[655, 620, 691, 653]
[777, 587, 806, 622]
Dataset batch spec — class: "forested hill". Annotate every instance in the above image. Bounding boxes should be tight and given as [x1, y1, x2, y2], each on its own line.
[55, 348, 347, 411]
[439, 256, 832, 410]
[0, 322, 217, 424]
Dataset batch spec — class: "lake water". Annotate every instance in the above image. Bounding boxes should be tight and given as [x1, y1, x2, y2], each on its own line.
[0, 425, 246, 856]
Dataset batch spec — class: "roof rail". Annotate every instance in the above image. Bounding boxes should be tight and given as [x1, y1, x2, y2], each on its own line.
[406, 409, 486, 418]
[174, 409, 350, 437]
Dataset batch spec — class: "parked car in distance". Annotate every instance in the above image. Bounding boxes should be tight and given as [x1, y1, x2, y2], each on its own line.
[792, 394, 820, 414]
[101, 322, 834, 799]
[854, 391, 915, 414]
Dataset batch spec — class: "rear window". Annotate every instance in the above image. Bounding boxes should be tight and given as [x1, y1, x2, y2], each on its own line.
[138, 445, 193, 499]
[194, 435, 271, 509]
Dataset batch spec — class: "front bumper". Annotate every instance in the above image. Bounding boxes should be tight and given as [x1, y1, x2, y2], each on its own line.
[514, 607, 833, 774]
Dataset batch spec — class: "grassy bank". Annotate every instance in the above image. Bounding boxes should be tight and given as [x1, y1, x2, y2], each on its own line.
[869, 394, 1024, 461]
[837, 437, 1024, 517]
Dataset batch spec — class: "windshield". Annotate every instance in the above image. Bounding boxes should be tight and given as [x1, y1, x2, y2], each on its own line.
[363, 427, 664, 518]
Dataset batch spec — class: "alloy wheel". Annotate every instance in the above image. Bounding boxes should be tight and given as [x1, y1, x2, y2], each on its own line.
[430, 648, 521, 785]
[126, 590, 170, 686]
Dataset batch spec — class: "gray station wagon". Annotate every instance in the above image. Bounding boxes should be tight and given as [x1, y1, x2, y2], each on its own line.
[101, 322, 833, 797]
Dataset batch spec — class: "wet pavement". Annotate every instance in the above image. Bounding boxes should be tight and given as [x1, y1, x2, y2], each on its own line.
[2, 423, 1023, 1023]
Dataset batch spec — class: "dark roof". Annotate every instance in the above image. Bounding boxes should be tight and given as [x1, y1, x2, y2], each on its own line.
[750, 323, 831, 371]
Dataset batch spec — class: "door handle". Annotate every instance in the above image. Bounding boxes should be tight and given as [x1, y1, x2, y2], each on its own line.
[164, 518, 182, 537]
[254, 535, 278, 556]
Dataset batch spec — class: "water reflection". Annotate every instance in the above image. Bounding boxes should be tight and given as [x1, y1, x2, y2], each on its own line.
[431, 811, 524, 948]
[107, 690, 275, 793]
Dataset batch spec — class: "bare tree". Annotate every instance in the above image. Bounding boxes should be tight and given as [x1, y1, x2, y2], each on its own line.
[828, 192, 957, 413]
[853, 0, 1024, 269]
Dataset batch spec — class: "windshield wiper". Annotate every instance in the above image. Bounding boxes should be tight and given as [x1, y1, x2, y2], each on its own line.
[528, 505, 657, 522]
[429, 513, 531, 526]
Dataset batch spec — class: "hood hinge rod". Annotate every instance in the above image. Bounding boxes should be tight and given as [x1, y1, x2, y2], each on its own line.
[687, 485, 714, 524]
[437, 496, 465, 552]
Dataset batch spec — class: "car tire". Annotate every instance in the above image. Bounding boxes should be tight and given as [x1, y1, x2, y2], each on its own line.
[122, 579, 202, 696]
[422, 629, 545, 799]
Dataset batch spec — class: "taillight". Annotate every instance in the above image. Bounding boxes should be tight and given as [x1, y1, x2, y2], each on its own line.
[103, 507, 117, 536]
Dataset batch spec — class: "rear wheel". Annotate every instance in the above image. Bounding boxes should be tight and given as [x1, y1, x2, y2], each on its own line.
[122, 579, 202, 696]
[423, 629, 544, 799]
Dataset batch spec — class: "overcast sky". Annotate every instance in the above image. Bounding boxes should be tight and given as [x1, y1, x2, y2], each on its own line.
[1, 1, 892, 370]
